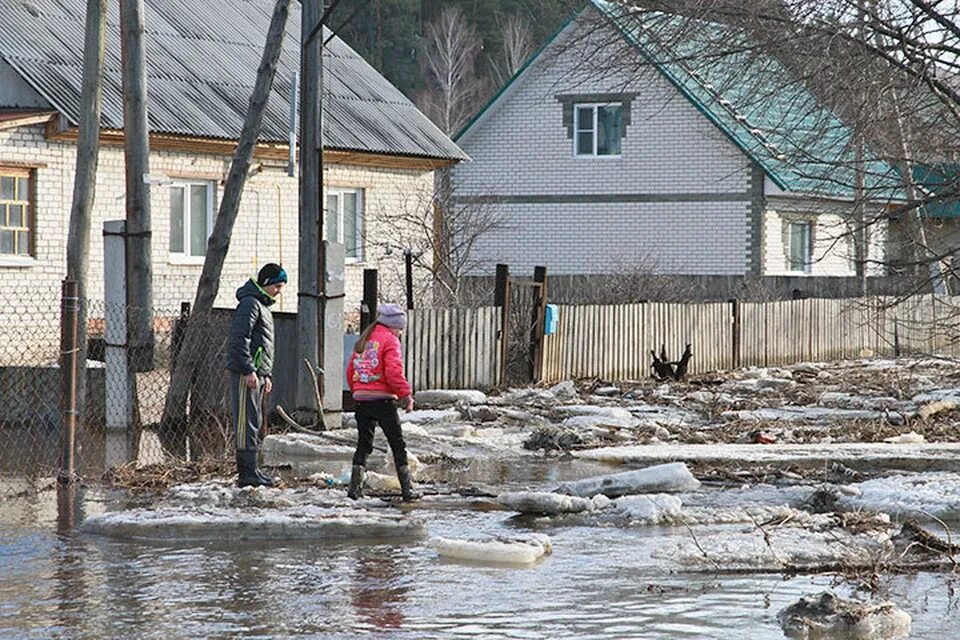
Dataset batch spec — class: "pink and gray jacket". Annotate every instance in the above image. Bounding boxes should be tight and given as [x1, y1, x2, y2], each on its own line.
[346, 323, 412, 402]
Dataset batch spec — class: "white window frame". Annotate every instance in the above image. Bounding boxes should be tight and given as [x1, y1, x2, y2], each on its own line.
[326, 188, 364, 262]
[786, 220, 813, 274]
[573, 102, 623, 158]
[0, 167, 35, 266]
[168, 180, 214, 264]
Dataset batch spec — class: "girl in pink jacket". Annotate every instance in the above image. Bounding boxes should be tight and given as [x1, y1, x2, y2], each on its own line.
[345, 304, 418, 501]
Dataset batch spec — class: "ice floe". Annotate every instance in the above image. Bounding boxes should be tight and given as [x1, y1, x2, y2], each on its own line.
[556, 462, 700, 498]
[429, 533, 552, 565]
[415, 389, 487, 406]
[838, 472, 960, 519]
[497, 491, 602, 515]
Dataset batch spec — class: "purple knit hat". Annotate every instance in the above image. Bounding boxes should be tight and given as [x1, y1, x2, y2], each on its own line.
[377, 303, 407, 330]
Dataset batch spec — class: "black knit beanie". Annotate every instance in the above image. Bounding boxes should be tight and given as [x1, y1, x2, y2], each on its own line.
[257, 263, 287, 287]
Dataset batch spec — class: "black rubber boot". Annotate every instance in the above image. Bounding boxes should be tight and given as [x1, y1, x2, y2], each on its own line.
[236, 450, 263, 488]
[347, 465, 365, 499]
[254, 465, 276, 488]
[397, 465, 420, 502]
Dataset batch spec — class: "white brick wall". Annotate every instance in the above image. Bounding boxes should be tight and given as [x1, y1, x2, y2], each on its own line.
[762, 198, 887, 277]
[453, 17, 755, 275]
[0, 124, 437, 348]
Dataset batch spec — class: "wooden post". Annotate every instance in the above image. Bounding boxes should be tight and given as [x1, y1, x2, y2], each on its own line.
[361, 268, 378, 331]
[296, 0, 323, 423]
[494, 263, 509, 307]
[66, 0, 107, 421]
[404, 248, 414, 310]
[119, 0, 155, 372]
[495, 264, 510, 387]
[529, 266, 547, 381]
[731, 298, 741, 369]
[59, 280, 79, 485]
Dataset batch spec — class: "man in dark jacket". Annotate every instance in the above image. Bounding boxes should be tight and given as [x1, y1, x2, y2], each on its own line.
[227, 263, 286, 487]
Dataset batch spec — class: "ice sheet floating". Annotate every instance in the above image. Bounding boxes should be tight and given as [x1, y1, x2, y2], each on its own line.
[429, 534, 552, 565]
[556, 462, 700, 498]
[81, 506, 427, 542]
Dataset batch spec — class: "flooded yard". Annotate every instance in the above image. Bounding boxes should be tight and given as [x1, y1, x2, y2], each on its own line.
[5, 357, 960, 638]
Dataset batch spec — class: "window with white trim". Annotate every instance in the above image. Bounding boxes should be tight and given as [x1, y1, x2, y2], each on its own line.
[326, 188, 364, 261]
[574, 103, 623, 156]
[0, 168, 33, 256]
[169, 181, 213, 260]
[787, 221, 812, 273]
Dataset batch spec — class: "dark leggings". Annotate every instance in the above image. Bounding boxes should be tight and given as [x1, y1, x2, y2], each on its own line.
[353, 399, 409, 469]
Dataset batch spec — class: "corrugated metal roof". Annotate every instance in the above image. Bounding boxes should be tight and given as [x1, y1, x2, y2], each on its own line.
[0, 0, 467, 161]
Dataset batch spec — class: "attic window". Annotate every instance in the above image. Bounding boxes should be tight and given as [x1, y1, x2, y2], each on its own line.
[557, 93, 634, 158]
[574, 104, 622, 157]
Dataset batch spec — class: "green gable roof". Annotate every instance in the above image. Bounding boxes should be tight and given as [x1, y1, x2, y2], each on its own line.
[459, 1, 902, 200]
[913, 163, 960, 218]
[591, 0, 900, 199]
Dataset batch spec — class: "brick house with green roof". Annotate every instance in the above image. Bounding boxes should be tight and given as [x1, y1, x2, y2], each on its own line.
[452, 0, 901, 284]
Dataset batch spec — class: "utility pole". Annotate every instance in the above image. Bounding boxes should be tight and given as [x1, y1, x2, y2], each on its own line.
[66, 0, 108, 419]
[119, 0, 154, 372]
[295, 0, 324, 425]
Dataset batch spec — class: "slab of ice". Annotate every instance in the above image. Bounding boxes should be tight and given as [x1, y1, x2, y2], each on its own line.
[838, 472, 960, 519]
[400, 409, 461, 425]
[429, 533, 552, 565]
[262, 433, 357, 459]
[818, 392, 911, 412]
[722, 406, 885, 422]
[574, 443, 960, 472]
[415, 389, 487, 406]
[779, 592, 911, 640]
[652, 524, 893, 571]
[81, 505, 427, 542]
[883, 431, 925, 444]
[556, 462, 700, 498]
[498, 491, 598, 515]
[613, 494, 682, 523]
[555, 405, 635, 420]
[562, 414, 638, 430]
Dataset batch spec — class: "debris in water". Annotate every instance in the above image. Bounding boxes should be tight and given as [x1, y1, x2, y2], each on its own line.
[778, 592, 910, 639]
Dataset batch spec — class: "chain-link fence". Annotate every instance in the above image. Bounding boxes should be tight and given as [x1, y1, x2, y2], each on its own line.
[0, 283, 241, 496]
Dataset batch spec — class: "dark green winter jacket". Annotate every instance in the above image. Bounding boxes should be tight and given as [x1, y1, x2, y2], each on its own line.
[226, 279, 276, 377]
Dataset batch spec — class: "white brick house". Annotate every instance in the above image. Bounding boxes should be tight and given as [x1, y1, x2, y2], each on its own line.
[0, 0, 465, 347]
[453, 1, 897, 280]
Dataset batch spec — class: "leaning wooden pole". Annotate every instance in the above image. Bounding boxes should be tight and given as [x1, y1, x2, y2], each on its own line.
[157, 0, 293, 454]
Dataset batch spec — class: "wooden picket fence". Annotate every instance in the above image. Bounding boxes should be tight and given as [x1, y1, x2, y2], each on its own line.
[401, 306, 502, 390]
[540, 294, 960, 383]
[397, 295, 960, 389]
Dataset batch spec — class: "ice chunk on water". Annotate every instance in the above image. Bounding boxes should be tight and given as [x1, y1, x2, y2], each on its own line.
[613, 494, 682, 523]
[498, 491, 597, 515]
[429, 533, 552, 565]
[838, 472, 960, 519]
[557, 462, 700, 498]
[415, 389, 487, 406]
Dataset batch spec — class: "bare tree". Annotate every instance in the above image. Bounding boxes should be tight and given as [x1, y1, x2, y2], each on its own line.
[417, 6, 485, 134]
[491, 12, 535, 86]
[372, 179, 508, 306]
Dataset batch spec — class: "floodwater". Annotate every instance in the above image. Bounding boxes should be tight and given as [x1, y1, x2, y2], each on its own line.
[3, 477, 960, 640]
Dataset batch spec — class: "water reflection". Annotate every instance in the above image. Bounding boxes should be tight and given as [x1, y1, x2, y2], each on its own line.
[350, 549, 410, 630]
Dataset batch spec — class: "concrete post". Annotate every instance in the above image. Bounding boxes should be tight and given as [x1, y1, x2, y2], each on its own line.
[103, 220, 132, 433]
[322, 241, 344, 428]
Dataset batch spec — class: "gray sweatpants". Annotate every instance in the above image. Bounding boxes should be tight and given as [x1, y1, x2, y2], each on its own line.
[229, 370, 263, 451]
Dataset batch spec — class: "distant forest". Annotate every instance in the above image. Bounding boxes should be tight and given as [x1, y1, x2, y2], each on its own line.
[332, 0, 581, 133]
